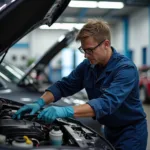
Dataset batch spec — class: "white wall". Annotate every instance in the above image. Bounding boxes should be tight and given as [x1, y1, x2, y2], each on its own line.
[111, 21, 124, 53]
[30, 29, 68, 58]
[5, 35, 30, 68]
[30, 29, 74, 68]
[129, 8, 149, 67]
[109, 7, 149, 68]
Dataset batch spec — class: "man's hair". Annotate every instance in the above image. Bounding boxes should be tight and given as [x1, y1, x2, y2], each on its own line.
[76, 19, 111, 43]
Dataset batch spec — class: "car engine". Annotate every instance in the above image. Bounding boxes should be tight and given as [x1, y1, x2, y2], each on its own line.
[0, 98, 115, 150]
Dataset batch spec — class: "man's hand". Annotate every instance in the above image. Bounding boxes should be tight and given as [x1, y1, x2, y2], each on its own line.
[37, 106, 74, 123]
[12, 98, 45, 119]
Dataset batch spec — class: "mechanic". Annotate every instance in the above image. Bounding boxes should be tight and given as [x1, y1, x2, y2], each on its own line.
[13, 19, 148, 150]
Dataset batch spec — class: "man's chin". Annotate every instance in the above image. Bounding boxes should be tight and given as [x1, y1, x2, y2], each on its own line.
[89, 60, 97, 65]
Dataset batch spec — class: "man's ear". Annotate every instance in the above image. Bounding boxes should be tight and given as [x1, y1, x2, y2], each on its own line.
[104, 40, 110, 48]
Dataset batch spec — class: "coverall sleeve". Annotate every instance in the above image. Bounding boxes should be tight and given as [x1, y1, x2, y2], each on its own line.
[87, 65, 137, 120]
[45, 61, 85, 102]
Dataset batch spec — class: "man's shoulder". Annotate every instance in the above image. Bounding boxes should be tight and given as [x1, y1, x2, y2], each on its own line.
[111, 47, 133, 66]
[114, 52, 137, 70]
[116, 51, 134, 64]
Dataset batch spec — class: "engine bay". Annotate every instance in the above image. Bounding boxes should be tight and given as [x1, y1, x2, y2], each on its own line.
[0, 98, 114, 150]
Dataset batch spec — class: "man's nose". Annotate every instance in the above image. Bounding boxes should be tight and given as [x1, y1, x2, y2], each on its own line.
[84, 53, 89, 58]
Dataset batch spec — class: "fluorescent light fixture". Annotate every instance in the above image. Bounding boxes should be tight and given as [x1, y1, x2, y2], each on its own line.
[40, 23, 85, 30]
[68, 1, 124, 9]
[68, 1, 97, 8]
[98, 1, 124, 9]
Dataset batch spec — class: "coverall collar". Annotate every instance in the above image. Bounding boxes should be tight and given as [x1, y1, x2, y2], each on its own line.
[90, 47, 119, 82]
[90, 46, 118, 71]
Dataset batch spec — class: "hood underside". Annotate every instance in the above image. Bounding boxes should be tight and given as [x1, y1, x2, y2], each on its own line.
[0, 0, 71, 56]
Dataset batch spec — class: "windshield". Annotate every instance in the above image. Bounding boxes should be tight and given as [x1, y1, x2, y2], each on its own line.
[0, 62, 34, 84]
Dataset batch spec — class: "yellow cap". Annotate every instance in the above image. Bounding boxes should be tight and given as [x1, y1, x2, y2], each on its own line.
[23, 136, 32, 145]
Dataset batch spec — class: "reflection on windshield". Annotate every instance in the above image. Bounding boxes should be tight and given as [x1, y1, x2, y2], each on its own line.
[5, 66, 22, 79]
[0, 63, 33, 84]
[0, 63, 22, 83]
[0, 72, 11, 82]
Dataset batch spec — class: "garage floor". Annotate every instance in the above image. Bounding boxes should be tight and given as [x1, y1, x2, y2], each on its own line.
[143, 104, 150, 150]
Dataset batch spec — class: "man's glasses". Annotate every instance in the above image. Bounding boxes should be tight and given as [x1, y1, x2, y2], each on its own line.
[78, 39, 106, 55]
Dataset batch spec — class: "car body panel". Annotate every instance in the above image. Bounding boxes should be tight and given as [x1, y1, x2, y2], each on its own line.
[139, 66, 150, 103]
[0, 28, 79, 103]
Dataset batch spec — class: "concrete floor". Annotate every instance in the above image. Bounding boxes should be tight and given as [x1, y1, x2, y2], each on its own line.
[143, 104, 150, 150]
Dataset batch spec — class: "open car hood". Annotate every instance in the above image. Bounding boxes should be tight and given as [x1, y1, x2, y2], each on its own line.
[0, 0, 71, 56]
[18, 28, 78, 85]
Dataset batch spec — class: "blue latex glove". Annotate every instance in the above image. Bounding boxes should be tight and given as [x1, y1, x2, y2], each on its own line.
[12, 98, 45, 119]
[37, 106, 74, 123]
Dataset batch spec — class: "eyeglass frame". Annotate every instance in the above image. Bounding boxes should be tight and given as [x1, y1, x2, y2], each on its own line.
[78, 39, 106, 55]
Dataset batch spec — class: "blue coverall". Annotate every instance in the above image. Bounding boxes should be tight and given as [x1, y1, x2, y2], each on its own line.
[46, 47, 148, 150]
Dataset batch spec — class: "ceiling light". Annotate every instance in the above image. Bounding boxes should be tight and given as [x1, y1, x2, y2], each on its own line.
[40, 23, 85, 30]
[68, 1, 97, 8]
[98, 1, 124, 9]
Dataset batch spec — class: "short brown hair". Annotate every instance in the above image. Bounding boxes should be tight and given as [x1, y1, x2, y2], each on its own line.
[76, 19, 111, 43]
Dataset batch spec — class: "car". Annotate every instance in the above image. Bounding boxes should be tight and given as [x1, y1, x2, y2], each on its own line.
[0, 28, 81, 104]
[0, 0, 115, 149]
[139, 65, 150, 103]
[0, 61, 102, 143]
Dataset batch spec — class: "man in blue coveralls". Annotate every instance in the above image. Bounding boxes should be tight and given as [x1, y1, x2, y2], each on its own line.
[13, 19, 148, 150]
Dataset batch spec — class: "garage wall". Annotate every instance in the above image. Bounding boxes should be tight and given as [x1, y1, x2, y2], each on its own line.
[110, 7, 149, 67]
[111, 21, 124, 53]
[30, 29, 67, 58]
[5, 35, 30, 69]
[4, 7, 150, 69]
[129, 7, 149, 67]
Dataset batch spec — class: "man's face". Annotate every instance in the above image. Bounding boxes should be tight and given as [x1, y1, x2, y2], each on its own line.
[80, 36, 109, 65]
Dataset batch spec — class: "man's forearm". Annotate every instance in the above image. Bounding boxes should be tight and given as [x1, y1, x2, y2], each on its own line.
[73, 104, 95, 117]
[40, 92, 95, 118]
[41, 91, 55, 104]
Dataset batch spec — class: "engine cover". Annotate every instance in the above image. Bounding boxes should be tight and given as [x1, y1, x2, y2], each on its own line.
[0, 98, 115, 149]
[0, 119, 45, 140]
